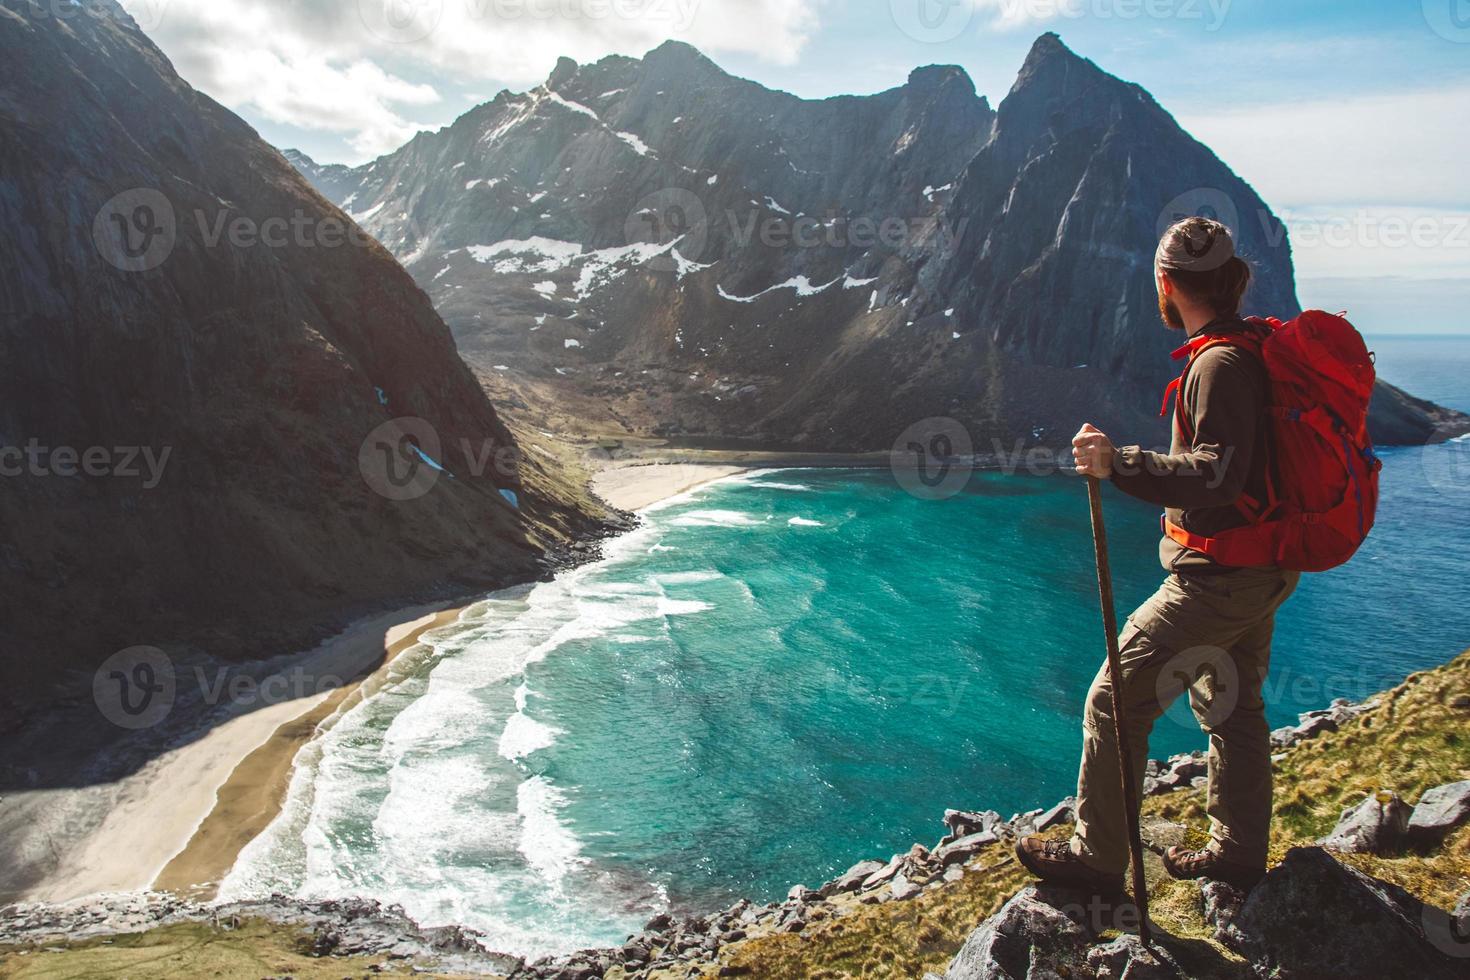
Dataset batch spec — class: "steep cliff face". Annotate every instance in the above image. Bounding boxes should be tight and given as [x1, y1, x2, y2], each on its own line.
[291, 34, 1465, 451]
[925, 33, 1300, 404]
[0, 1, 598, 707]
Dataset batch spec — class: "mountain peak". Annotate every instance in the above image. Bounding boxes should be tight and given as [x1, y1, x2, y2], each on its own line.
[642, 39, 721, 73]
[1015, 31, 1099, 82]
[906, 64, 975, 97]
[547, 55, 578, 89]
[1009, 30, 1118, 100]
[1024, 31, 1073, 64]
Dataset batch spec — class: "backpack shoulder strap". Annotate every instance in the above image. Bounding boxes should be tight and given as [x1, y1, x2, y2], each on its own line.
[1158, 333, 1249, 421]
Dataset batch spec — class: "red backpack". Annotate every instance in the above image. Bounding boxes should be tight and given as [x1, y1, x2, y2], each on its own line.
[1159, 310, 1381, 572]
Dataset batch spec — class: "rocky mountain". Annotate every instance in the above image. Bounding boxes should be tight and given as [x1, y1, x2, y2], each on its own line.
[288, 35, 1467, 451]
[0, 0, 606, 712]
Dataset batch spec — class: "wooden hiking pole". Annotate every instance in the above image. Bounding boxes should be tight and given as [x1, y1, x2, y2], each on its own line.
[1086, 476, 1152, 946]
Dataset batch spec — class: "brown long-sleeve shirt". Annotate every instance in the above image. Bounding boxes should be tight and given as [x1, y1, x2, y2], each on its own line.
[1110, 317, 1273, 574]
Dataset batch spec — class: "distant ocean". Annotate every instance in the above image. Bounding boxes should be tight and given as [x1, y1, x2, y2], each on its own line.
[221, 335, 1470, 958]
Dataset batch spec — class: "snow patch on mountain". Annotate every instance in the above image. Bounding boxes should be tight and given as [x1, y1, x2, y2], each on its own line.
[616, 131, 651, 156]
[348, 200, 385, 223]
[466, 237, 583, 273]
[717, 275, 841, 303]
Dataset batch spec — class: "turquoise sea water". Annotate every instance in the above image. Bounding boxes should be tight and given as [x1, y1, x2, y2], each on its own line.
[222, 337, 1470, 958]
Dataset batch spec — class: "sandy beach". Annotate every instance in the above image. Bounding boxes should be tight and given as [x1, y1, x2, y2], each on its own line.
[590, 460, 749, 511]
[5, 603, 463, 905]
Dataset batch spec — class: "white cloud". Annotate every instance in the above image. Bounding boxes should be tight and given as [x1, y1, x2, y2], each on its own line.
[1179, 86, 1470, 285]
[1273, 206, 1470, 283]
[1180, 86, 1470, 211]
[128, 0, 821, 161]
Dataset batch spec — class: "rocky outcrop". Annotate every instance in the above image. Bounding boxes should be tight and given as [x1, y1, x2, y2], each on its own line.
[1407, 780, 1470, 848]
[0, 1, 605, 712]
[943, 885, 1097, 979]
[1320, 791, 1412, 855]
[287, 36, 1468, 452]
[936, 845, 1470, 980]
[939, 885, 1178, 980]
[1212, 847, 1470, 980]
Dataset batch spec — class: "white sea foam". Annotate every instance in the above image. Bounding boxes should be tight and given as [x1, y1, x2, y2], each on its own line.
[517, 775, 585, 888]
[749, 481, 815, 491]
[653, 570, 724, 585]
[668, 509, 768, 527]
[499, 682, 562, 761]
[788, 517, 824, 527]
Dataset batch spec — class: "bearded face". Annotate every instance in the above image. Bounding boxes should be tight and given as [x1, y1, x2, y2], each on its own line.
[1156, 268, 1185, 330]
[1158, 290, 1185, 330]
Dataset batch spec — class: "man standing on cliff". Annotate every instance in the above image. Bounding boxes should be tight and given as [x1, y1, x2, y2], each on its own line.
[1015, 216, 1298, 894]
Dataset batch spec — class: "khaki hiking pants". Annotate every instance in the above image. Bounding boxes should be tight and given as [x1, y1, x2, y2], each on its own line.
[1071, 565, 1300, 874]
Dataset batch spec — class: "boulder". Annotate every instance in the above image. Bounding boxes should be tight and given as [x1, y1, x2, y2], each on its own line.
[787, 884, 812, 903]
[1292, 714, 1338, 739]
[944, 809, 1003, 840]
[1407, 780, 1470, 847]
[1084, 934, 1180, 979]
[942, 884, 1096, 979]
[1008, 809, 1044, 836]
[1198, 880, 1246, 943]
[1152, 755, 1206, 792]
[935, 830, 1000, 868]
[861, 856, 905, 890]
[1219, 846, 1470, 979]
[1036, 797, 1075, 831]
[826, 859, 886, 895]
[890, 873, 922, 902]
[1320, 791, 1411, 854]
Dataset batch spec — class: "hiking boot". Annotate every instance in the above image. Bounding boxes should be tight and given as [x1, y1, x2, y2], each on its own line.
[1163, 845, 1265, 891]
[1015, 836, 1125, 894]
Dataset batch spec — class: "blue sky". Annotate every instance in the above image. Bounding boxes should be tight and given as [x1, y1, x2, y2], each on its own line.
[131, 0, 1470, 332]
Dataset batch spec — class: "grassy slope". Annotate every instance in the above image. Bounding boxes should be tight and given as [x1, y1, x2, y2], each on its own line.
[3, 650, 1466, 980]
[0, 919, 480, 980]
